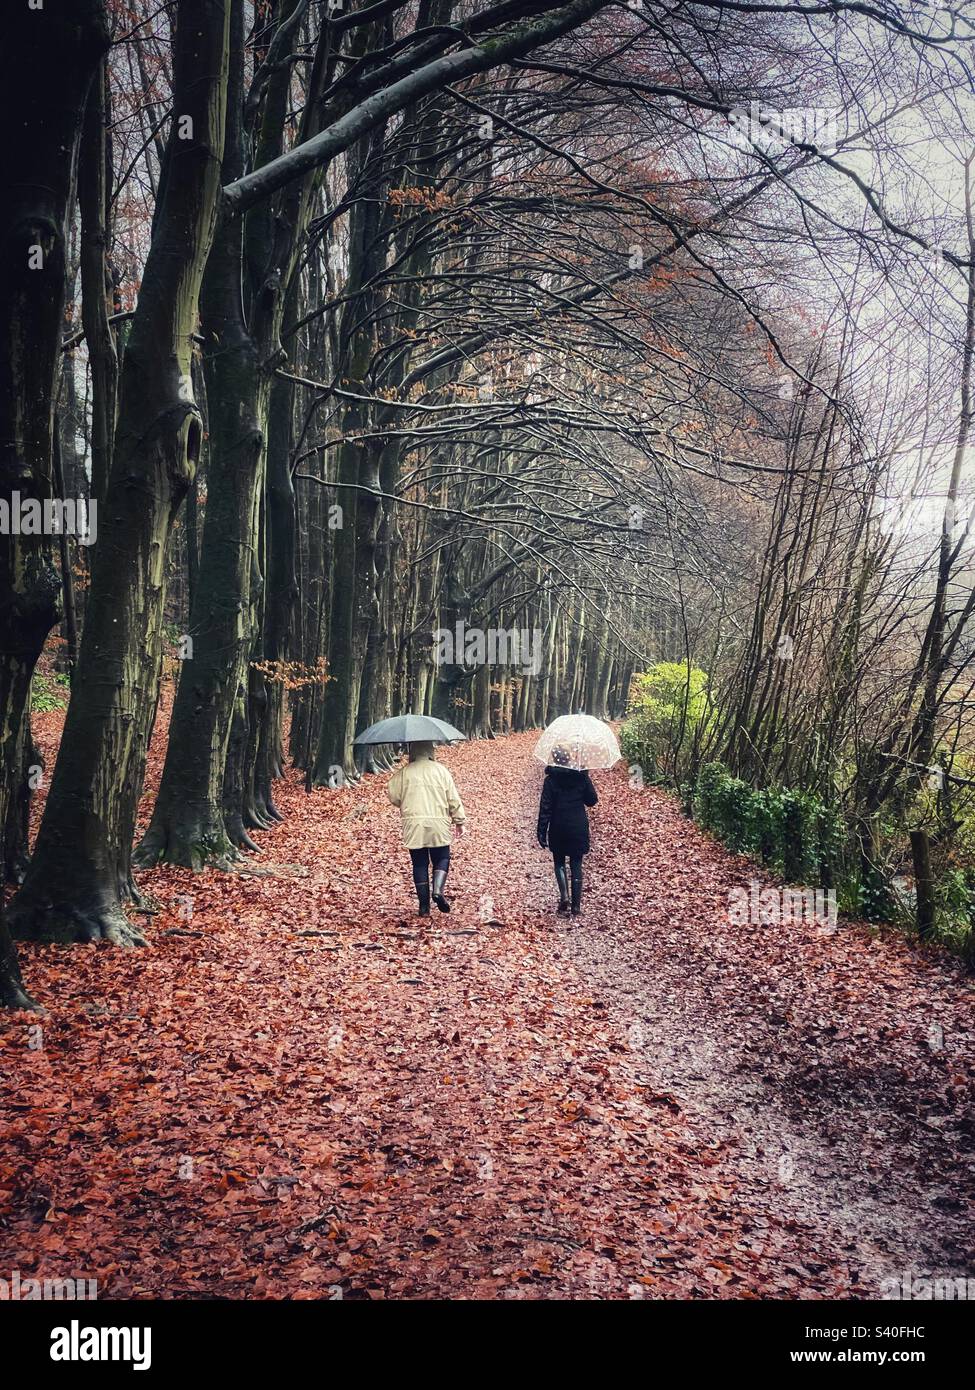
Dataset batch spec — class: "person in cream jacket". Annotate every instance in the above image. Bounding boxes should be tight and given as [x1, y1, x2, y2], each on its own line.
[387, 741, 467, 915]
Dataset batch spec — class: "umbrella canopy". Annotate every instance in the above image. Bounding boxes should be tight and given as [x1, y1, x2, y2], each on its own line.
[353, 714, 467, 746]
[533, 714, 620, 771]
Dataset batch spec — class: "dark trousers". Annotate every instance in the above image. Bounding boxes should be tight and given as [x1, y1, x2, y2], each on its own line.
[409, 845, 450, 885]
[552, 851, 583, 908]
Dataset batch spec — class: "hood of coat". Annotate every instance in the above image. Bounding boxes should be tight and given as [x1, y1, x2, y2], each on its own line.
[545, 765, 588, 787]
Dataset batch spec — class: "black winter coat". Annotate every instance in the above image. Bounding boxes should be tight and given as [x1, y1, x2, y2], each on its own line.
[537, 766, 598, 857]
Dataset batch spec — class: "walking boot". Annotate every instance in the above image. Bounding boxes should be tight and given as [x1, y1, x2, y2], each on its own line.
[432, 867, 451, 913]
[554, 861, 570, 915]
[416, 876, 431, 917]
[570, 863, 583, 917]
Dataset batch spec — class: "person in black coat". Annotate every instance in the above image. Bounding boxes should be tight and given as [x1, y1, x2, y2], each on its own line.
[536, 746, 598, 916]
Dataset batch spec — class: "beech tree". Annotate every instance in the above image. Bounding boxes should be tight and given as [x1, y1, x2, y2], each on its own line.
[0, 0, 109, 1003]
[8, 0, 231, 944]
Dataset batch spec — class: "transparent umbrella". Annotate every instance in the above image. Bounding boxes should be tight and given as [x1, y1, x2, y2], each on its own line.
[532, 714, 620, 771]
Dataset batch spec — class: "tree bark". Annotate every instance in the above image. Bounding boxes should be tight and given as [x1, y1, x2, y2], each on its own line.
[9, 0, 230, 944]
[2, 705, 39, 888]
[0, 0, 109, 1001]
[313, 121, 388, 784]
[255, 353, 298, 803]
[135, 3, 260, 867]
[139, 0, 329, 857]
[79, 55, 118, 512]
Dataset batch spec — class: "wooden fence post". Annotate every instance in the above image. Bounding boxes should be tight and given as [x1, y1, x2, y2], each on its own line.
[910, 829, 935, 940]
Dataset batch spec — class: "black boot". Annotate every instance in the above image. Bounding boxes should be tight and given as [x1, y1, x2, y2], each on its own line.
[432, 867, 451, 913]
[415, 876, 431, 916]
[570, 860, 583, 916]
[554, 861, 570, 915]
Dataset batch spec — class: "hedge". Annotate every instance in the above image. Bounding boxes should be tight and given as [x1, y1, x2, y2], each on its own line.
[693, 761, 842, 889]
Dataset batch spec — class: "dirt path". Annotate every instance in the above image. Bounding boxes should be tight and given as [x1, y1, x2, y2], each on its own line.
[525, 759, 975, 1298]
[2, 730, 974, 1299]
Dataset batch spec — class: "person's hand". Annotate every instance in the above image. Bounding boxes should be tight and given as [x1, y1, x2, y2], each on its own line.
[455, 821, 468, 837]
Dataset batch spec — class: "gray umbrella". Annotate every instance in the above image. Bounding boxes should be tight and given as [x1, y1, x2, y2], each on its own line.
[353, 714, 467, 746]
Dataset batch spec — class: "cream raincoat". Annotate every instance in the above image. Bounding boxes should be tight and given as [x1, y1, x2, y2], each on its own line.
[387, 747, 466, 849]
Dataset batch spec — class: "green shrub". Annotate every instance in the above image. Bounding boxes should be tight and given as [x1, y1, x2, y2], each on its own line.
[621, 662, 711, 782]
[775, 789, 821, 882]
[30, 673, 70, 713]
[693, 761, 840, 889]
[930, 868, 975, 957]
[692, 759, 726, 827]
[816, 802, 845, 889]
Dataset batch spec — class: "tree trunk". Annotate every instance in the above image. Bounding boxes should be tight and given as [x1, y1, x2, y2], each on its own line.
[184, 353, 205, 613]
[253, 357, 297, 808]
[0, 912, 32, 1010]
[50, 423, 79, 680]
[313, 116, 388, 785]
[79, 55, 117, 512]
[222, 678, 259, 853]
[2, 705, 39, 887]
[291, 446, 326, 768]
[148, 0, 329, 841]
[313, 430, 363, 784]
[0, 0, 109, 1001]
[9, 0, 230, 944]
[136, 5, 261, 867]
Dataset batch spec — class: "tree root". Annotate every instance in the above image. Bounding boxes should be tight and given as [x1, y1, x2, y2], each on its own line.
[7, 896, 146, 946]
[225, 811, 261, 853]
[134, 819, 240, 871]
[0, 974, 39, 1010]
[0, 931, 38, 1010]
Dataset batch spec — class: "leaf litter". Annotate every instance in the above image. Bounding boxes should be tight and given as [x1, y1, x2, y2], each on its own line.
[1, 712, 973, 1299]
